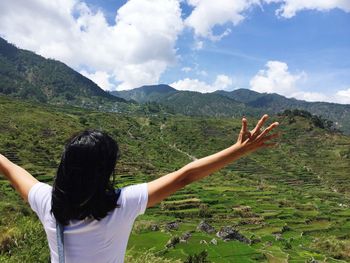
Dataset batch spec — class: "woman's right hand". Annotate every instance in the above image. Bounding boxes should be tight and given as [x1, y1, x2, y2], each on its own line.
[236, 114, 280, 155]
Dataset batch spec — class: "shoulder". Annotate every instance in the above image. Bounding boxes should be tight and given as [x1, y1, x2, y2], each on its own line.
[28, 182, 52, 201]
[118, 183, 148, 217]
[28, 182, 52, 221]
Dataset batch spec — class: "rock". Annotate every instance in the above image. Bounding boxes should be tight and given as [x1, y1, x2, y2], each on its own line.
[150, 224, 159, 231]
[250, 235, 261, 244]
[232, 205, 251, 212]
[239, 217, 264, 225]
[165, 221, 179, 231]
[251, 237, 261, 244]
[165, 236, 180, 248]
[265, 241, 273, 246]
[281, 225, 291, 233]
[199, 240, 207, 244]
[274, 233, 283, 241]
[216, 226, 250, 244]
[232, 206, 256, 217]
[180, 231, 192, 243]
[197, 220, 216, 234]
[210, 238, 217, 245]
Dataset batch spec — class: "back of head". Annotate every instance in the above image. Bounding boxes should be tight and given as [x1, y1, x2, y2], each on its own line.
[52, 130, 120, 225]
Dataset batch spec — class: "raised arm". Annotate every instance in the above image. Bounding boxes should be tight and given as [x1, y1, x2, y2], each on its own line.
[147, 114, 279, 208]
[0, 154, 38, 202]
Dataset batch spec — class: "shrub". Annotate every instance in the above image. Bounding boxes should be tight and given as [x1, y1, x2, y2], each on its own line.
[125, 249, 181, 263]
[312, 237, 350, 260]
[184, 250, 211, 263]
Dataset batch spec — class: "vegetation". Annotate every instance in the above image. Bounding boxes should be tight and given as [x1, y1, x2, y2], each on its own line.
[115, 86, 350, 134]
[218, 89, 350, 134]
[0, 94, 350, 262]
[184, 250, 210, 263]
[1, 36, 349, 134]
[111, 84, 177, 103]
[279, 109, 338, 132]
[0, 37, 129, 109]
[1, 32, 350, 262]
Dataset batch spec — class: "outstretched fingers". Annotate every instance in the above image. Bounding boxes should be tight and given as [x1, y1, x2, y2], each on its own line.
[239, 117, 248, 141]
[251, 114, 269, 136]
[260, 132, 280, 143]
[256, 121, 279, 140]
[242, 117, 248, 134]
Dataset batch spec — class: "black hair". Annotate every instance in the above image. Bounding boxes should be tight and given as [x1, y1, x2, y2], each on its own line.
[51, 129, 120, 225]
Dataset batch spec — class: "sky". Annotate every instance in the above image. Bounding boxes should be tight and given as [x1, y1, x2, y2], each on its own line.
[0, 0, 349, 104]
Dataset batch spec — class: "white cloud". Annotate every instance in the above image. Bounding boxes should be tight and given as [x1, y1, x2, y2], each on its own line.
[291, 91, 328, 102]
[197, 70, 208, 76]
[250, 61, 350, 104]
[214, 74, 233, 89]
[185, 0, 259, 40]
[291, 90, 350, 104]
[181, 67, 192, 72]
[292, 89, 350, 104]
[0, 0, 183, 90]
[334, 88, 350, 104]
[250, 60, 305, 96]
[171, 78, 213, 92]
[80, 70, 114, 90]
[185, 0, 350, 41]
[266, 0, 350, 18]
[194, 40, 204, 50]
[171, 74, 233, 92]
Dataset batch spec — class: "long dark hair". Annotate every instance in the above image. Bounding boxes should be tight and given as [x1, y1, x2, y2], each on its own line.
[51, 130, 120, 225]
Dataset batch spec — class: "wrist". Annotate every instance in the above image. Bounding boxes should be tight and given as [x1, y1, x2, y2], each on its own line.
[232, 142, 250, 156]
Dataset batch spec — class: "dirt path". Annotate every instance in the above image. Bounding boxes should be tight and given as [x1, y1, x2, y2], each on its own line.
[169, 143, 197, 161]
[160, 123, 197, 161]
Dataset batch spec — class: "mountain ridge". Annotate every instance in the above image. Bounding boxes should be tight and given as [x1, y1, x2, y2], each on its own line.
[113, 85, 350, 133]
[0, 37, 126, 107]
[1, 36, 349, 133]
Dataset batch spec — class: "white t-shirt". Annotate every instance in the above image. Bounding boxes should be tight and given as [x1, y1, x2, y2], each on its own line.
[28, 182, 148, 263]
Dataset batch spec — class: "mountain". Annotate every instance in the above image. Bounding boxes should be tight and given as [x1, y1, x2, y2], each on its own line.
[111, 84, 176, 103]
[0, 37, 126, 107]
[112, 85, 257, 117]
[1, 35, 348, 133]
[151, 90, 256, 117]
[217, 89, 350, 133]
[112, 85, 350, 133]
[215, 89, 265, 103]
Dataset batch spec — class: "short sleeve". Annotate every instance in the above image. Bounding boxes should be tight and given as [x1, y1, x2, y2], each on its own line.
[28, 182, 52, 222]
[119, 183, 148, 219]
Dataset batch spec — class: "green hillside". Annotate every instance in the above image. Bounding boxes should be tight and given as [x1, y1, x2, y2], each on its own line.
[113, 85, 256, 118]
[114, 85, 350, 134]
[111, 84, 177, 103]
[1, 95, 350, 262]
[0, 37, 127, 108]
[1, 36, 349, 134]
[217, 89, 350, 133]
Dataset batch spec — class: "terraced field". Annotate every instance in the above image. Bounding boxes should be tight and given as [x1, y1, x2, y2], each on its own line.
[0, 95, 350, 262]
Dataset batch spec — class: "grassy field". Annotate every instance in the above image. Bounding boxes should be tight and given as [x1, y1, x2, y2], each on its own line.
[0, 95, 350, 262]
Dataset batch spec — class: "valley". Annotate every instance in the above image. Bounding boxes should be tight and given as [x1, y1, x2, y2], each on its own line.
[0, 95, 350, 262]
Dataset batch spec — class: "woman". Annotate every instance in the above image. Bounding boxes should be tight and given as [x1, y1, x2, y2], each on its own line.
[0, 115, 279, 263]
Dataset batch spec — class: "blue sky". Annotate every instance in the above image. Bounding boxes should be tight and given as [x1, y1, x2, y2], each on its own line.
[0, 0, 349, 103]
